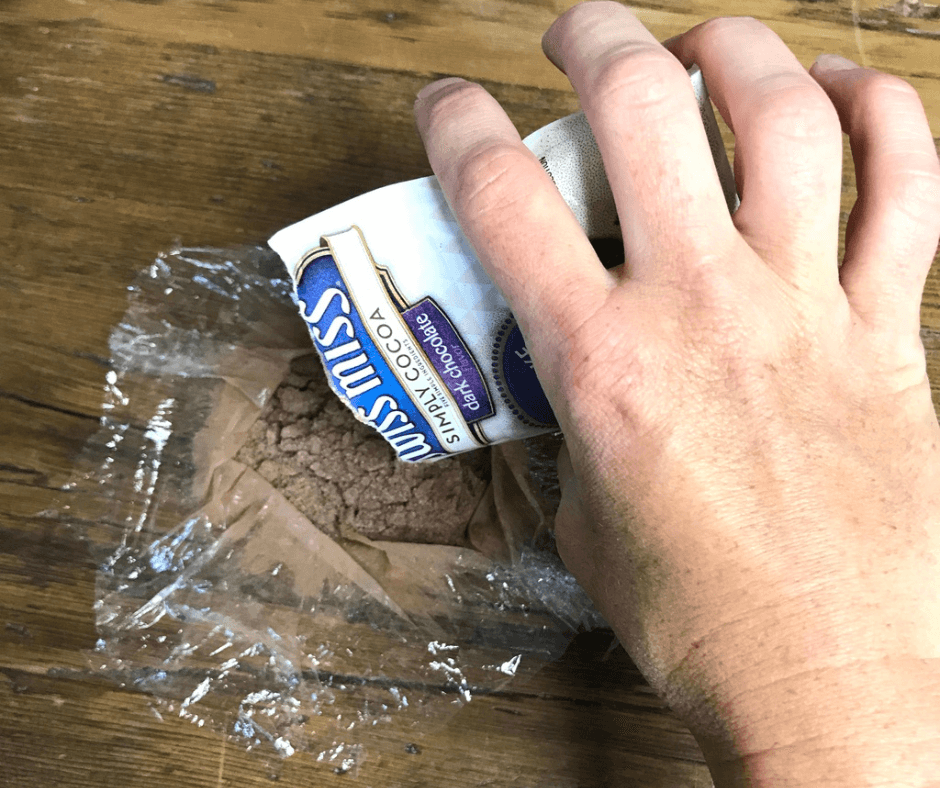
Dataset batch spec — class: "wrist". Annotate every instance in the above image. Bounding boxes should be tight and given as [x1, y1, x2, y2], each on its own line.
[688, 656, 940, 787]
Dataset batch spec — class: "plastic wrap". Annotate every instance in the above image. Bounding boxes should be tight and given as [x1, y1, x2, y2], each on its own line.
[70, 244, 604, 769]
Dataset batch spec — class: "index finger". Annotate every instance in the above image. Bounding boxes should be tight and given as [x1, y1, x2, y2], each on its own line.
[413, 78, 614, 386]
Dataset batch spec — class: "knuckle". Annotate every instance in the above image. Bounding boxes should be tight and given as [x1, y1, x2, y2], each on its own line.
[848, 71, 929, 138]
[751, 75, 841, 143]
[845, 73, 940, 220]
[558, 306, 650, 420]
[589, 44, 689, 116]
[856, 71, 921, 113]
[450, 141, 532, 220]
[562, 333, 637, 411]
[885, 165, 940, 222]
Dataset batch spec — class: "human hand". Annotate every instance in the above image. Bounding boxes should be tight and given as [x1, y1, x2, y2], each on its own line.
[414, 2, 940, 784]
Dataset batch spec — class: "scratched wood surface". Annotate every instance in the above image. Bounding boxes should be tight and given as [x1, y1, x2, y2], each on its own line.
[1, 1, 937, 786]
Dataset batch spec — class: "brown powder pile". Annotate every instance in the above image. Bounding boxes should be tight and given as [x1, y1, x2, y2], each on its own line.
[235, 353, 490, 545]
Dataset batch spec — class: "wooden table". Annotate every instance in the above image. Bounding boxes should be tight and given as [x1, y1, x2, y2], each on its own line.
[2, 1, 937, 785]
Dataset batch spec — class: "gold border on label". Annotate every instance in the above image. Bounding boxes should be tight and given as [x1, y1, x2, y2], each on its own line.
[321, 226, 486, 449]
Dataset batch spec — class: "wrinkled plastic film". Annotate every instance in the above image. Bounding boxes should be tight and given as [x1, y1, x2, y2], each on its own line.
[71, 245, 603, 768]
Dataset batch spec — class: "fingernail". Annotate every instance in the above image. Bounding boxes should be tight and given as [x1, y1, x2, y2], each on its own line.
[541, 27, 563, 70]
[812, 53, 859, 73]
[660, 34, 681, 50]
[416, 77, 465, 102]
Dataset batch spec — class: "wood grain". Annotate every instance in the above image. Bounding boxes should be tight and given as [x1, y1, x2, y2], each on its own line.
[1, 0, 938, 785]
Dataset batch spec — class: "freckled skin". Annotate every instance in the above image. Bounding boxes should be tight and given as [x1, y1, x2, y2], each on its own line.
[415, 4, 940, 786]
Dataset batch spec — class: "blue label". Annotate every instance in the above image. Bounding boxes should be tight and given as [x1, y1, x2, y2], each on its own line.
[493, 318, 557, 428]
[293, 250, 446, 462]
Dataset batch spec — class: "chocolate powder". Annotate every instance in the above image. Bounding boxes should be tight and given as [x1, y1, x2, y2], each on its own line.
[235, 353, 490, 545]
